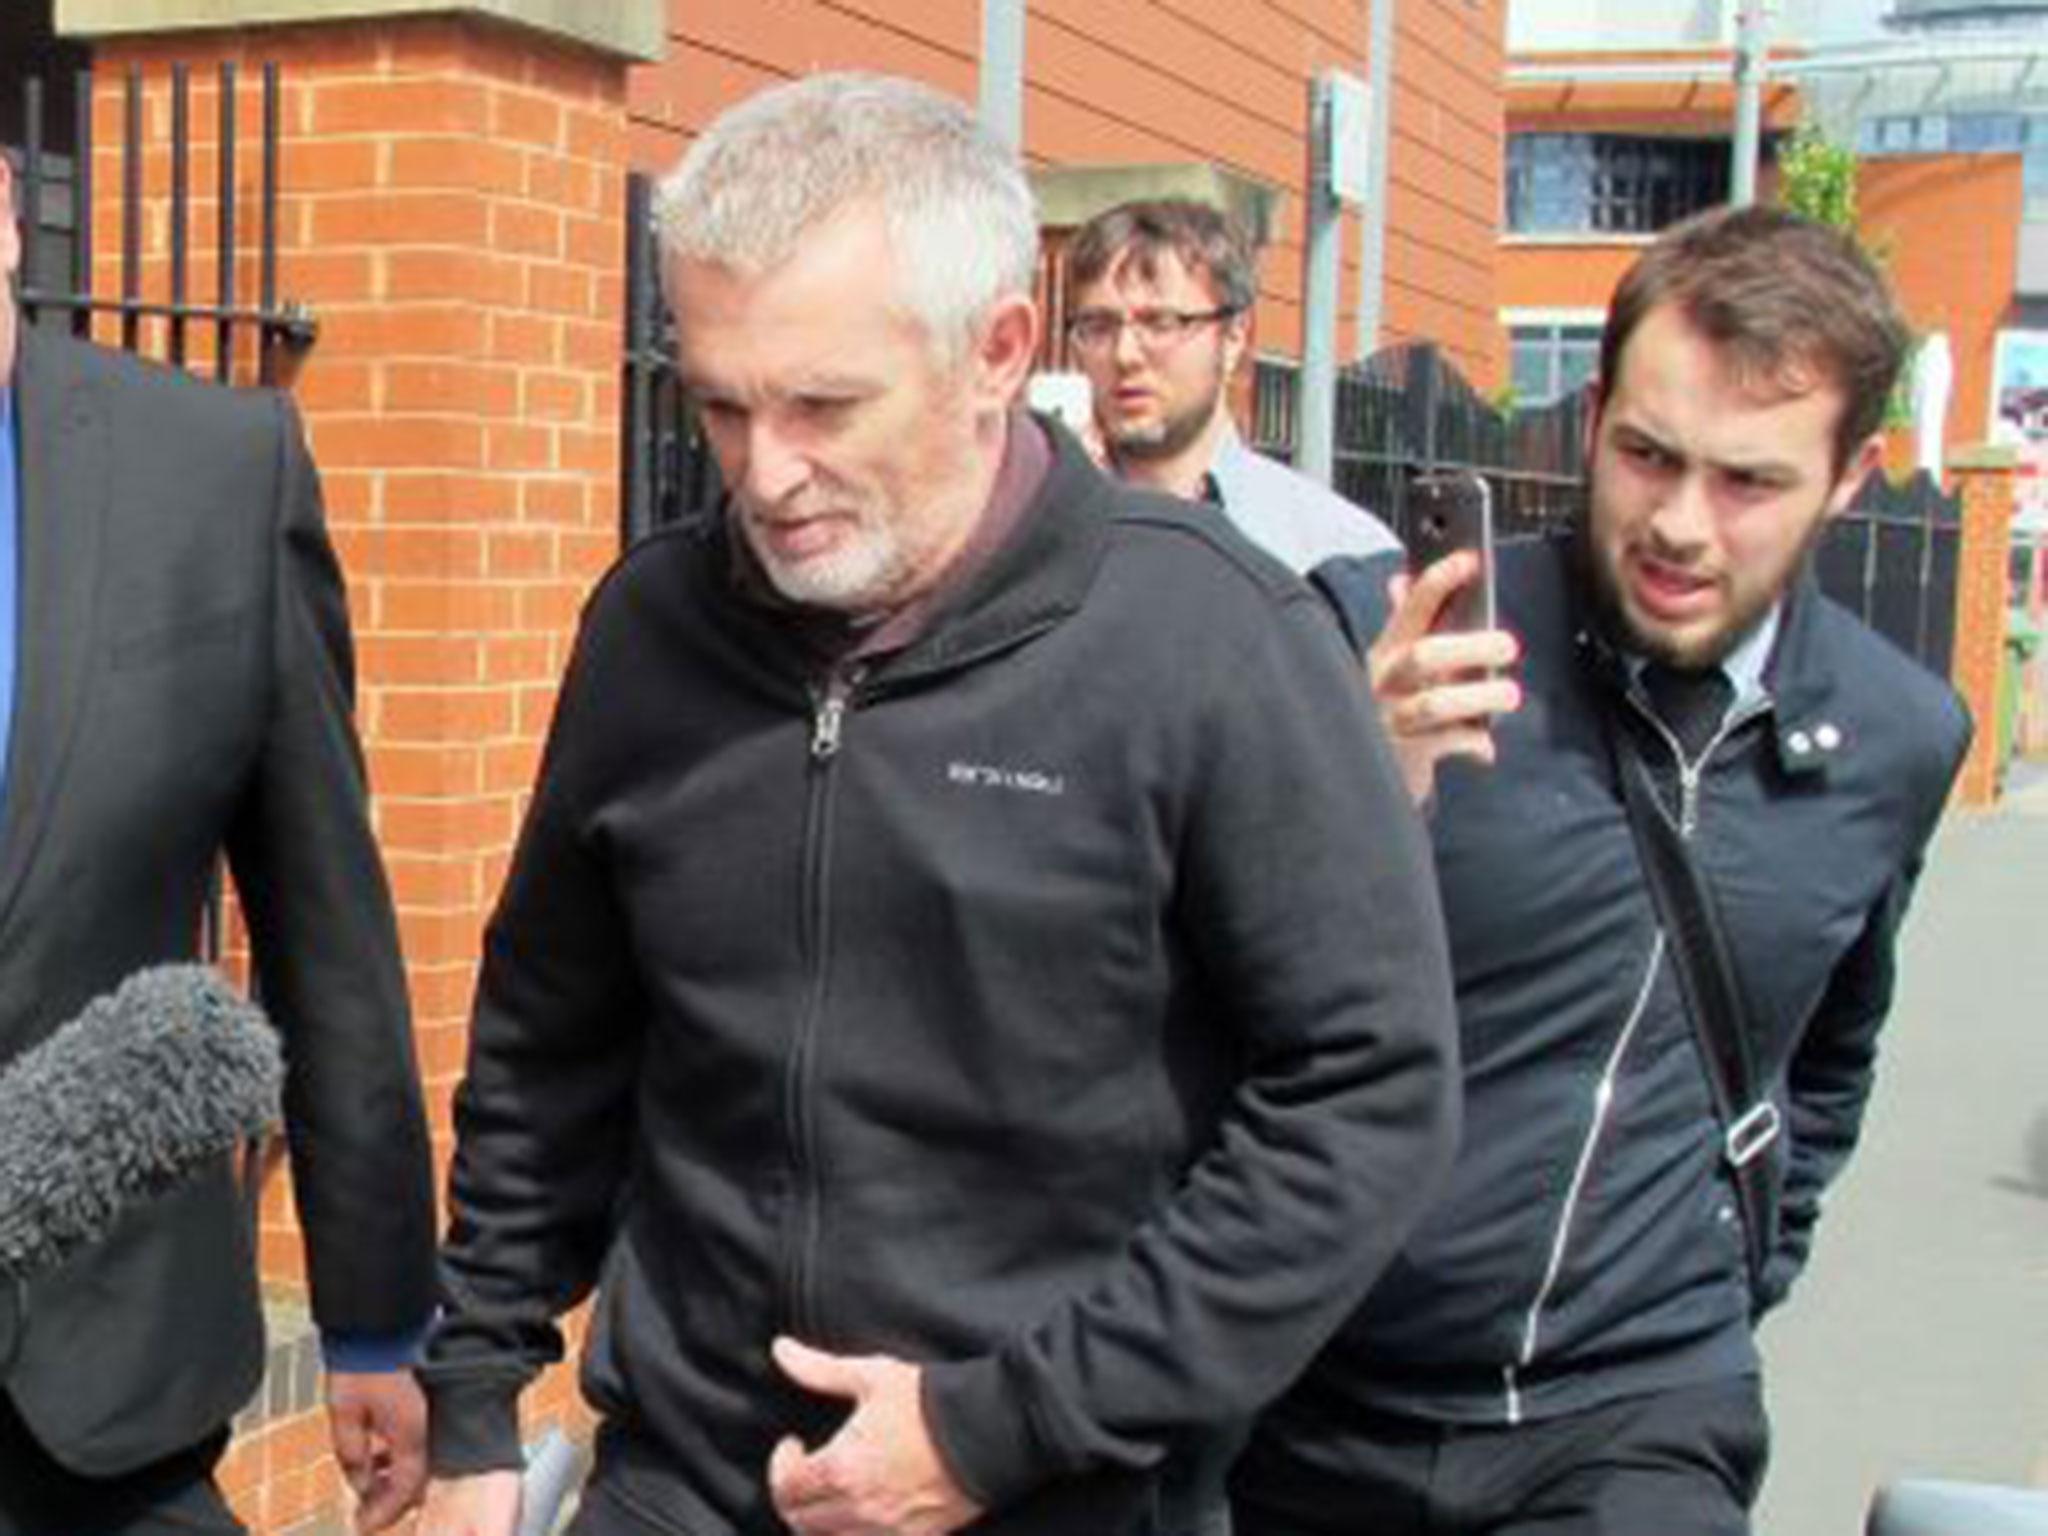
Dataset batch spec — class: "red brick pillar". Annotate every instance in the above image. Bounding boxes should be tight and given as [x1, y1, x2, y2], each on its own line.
[1949, 446, 2016, 810]
[66, 5, 657, 1527]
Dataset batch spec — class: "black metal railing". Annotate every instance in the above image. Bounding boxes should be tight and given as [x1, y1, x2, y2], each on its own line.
[12, 61, 314, 385]
[1257, 342, 1590, 545]
[1816, 470, 1962, 677]
[1256, 344, 1959, 677]
[620, 172, 720, 546]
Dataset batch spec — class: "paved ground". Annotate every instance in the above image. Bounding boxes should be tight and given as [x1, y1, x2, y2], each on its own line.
[1756, 764, 2048, 1535]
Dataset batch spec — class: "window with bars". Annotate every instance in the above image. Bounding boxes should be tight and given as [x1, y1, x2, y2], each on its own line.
[1507, 133, 1732, 236]
[1508, 321, 1603, 408]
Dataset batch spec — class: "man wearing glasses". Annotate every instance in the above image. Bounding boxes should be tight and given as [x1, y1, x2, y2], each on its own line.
[1065, 199, 1395, 573]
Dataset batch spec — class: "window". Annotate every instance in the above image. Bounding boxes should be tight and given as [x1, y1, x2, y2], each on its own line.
[1508, 320, 1603, 407]
[1952, 112, 2025, 154]
[1864, 111, 2042, 159]
[1507, 134, 1732, 236]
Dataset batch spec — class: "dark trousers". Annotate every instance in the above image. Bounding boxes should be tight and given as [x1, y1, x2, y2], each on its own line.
[0, 1390, 245, 1536]
[1230, 1377, 1769, 1536]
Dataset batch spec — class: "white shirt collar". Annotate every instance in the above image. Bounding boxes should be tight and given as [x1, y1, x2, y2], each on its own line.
[1625, 602, 1780, 714]
[1720, 603, 1780, 711]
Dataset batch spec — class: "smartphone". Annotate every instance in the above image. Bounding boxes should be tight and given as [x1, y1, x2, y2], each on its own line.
[1406, 471, 1497, 634]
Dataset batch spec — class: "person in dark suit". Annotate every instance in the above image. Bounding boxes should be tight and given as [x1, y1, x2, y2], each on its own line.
[0, 148, 437, 1535]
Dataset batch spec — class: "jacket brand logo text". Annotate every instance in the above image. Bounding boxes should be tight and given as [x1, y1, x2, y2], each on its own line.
[947, 761, 1067, 797]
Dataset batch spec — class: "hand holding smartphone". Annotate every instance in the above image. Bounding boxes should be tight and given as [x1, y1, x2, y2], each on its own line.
[1405, 471, 1496, 634]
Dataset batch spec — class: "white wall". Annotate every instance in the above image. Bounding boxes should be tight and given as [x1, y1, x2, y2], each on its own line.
[1506, 0, 1847, 52]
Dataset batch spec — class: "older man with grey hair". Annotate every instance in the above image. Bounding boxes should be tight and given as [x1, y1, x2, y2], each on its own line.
[415, 72, 1457, 1536]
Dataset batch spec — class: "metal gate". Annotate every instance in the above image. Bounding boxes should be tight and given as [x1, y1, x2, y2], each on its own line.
[620, 170, 719, 546]
[11, 61, 313, 383]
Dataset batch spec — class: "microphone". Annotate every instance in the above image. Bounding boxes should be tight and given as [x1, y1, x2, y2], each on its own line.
[0, 964, 285, 1280]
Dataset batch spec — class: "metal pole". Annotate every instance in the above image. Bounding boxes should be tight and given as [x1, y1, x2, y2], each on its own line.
[1300, 74, 1341, 485]
[1731, 0, 1768, 206]
[979, 0, 1026, 153]
[1356, 0, 1398, 360]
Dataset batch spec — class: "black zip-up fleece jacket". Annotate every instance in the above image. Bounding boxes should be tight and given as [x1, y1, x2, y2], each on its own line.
[422, 422, 1460, 1533]
[1258, 535, 1966, 1446]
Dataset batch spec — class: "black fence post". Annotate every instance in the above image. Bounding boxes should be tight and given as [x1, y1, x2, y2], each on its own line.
[622, 172, 656, 547]
[71, 67, 93, 341]
[120, 66, 140, 353]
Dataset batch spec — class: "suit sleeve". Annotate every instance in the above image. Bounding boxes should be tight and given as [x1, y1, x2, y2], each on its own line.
[923, 586, 1461, 1509]
[221, 394, 437, 1341]
[417, 616, 647, 1474]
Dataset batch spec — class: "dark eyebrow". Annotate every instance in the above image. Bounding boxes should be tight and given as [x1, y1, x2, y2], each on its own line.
[1611, 421, 1679, 457]
[1712, 457, 1800, 484]
[1612, 420, 1799, 483]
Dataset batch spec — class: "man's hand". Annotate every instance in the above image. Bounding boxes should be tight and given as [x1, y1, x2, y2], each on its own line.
[767, 1337, 983, 1536]
[1368, 550, 1522, 805]
[327, 1370, 429, 1533]
[414, 1471, 524, 1536]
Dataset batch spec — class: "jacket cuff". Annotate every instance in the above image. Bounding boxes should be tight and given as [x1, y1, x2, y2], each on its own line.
[920, 1355, 1053, 1512]
[321, 1323, 429, 1375]
[423, 1373, 527, 1476]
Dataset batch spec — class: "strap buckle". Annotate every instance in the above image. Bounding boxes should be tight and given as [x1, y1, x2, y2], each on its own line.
[1724, 1101, 1782, 1169]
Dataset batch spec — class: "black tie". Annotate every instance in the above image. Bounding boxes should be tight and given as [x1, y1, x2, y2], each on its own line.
[1641, 661, 1734, 761]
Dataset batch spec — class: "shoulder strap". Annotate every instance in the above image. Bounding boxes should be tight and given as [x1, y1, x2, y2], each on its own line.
[1606, 710, 1781, 1291]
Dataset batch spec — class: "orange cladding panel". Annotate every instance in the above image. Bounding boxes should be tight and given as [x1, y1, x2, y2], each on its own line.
[1862, 153, 2023, 453]
[629, 0, 1507, 388]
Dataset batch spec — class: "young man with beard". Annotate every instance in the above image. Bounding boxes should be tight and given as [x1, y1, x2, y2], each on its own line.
[1230, 206, 1971, 1534]
[412, 74, 1459, 1536]
[1065, 199, 1396, 573]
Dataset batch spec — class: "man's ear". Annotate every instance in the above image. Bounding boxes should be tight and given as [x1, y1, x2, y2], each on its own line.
[0, 154, 18, 284]
[1220, 308, 1251, 380]
[1582, 378, 1605, 462]
[1826, 431, 1886, 520]
[974, 293, 1040, 409]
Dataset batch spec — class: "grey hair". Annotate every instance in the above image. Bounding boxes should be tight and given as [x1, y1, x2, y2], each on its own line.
[653, 72, 1039, 359]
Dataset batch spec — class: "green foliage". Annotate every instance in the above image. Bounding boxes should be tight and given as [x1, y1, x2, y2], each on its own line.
[1777, 124, 1859, 233]
[1775, 122, 1916, 431]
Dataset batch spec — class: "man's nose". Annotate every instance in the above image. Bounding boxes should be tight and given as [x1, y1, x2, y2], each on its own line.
[1650, 472, 1714, 556]
[1110, 317, 1147, 367]
[744, 417, 810, 507]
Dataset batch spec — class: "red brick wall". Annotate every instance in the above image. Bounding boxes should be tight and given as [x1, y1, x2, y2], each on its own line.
[83, 15, 626, 1530]
[1952, 455, 2017, 810]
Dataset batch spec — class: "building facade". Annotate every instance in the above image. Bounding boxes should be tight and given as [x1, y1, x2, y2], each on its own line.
[2, 3, 1509, 1531]
[1503, 0, 2048, 461]
[626, 2, 1508, 388]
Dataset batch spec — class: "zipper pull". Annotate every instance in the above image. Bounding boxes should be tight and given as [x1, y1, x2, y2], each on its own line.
[810, 672, 855, 760]
[1678, 762, 1701, 838]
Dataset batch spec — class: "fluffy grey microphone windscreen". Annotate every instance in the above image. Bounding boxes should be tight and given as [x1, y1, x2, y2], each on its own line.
[0, 964, 285, 1279]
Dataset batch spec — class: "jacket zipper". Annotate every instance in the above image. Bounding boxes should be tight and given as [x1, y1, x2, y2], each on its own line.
[1502, 933, 1666, 1424]
[1501, 685, 1770, 1421]
[782, 665, 861, 1340]
[1627, 694, 1770, 839]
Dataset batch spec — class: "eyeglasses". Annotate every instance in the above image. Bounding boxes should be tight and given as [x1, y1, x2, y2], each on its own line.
[1065, 306, 1242, 354]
